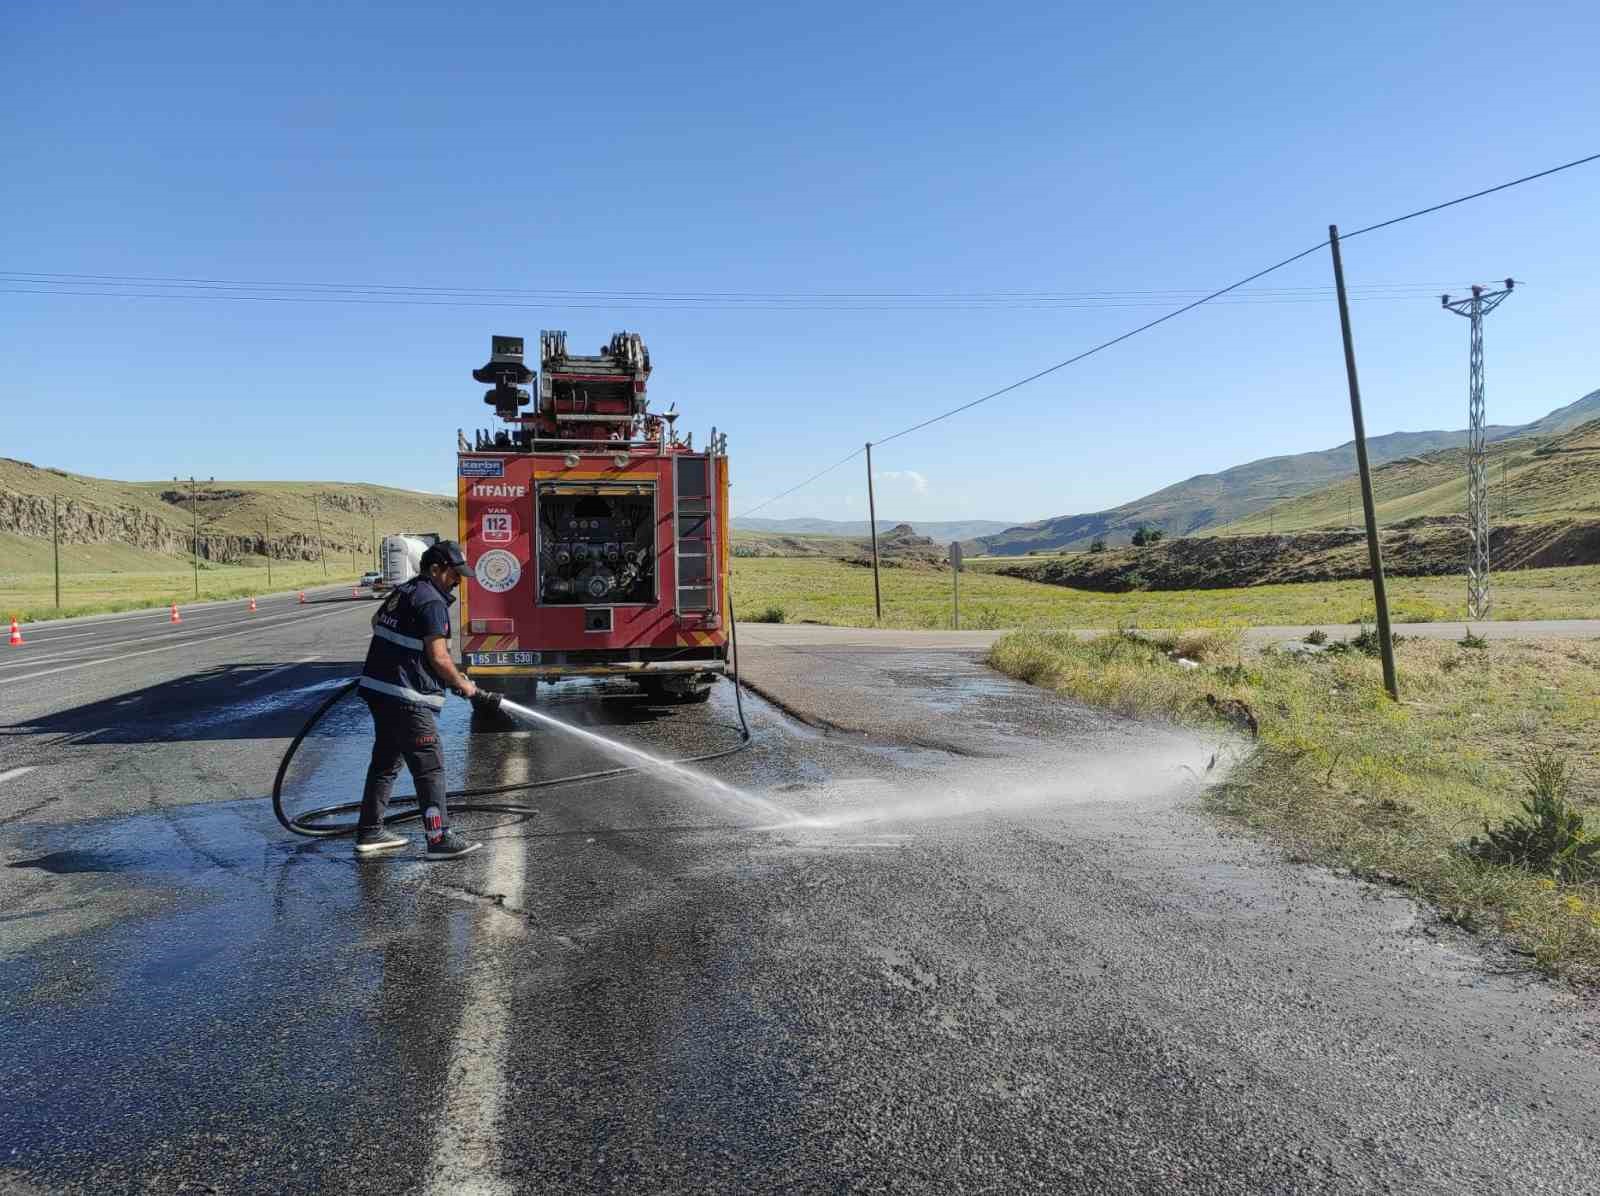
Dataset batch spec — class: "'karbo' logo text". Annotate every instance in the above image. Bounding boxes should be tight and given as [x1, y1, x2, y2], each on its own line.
[470, 483, 527, 499]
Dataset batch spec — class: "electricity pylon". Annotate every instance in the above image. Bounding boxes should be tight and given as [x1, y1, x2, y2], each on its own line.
[1441, 279, 1514, 620]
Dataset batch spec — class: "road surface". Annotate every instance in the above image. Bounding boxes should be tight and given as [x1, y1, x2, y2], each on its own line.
[2, 606, 1598, 1193]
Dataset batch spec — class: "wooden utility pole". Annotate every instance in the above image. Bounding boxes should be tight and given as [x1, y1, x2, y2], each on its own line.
[1329, 224, 1398, 700]
[51, 494, 61, 609]
[370, 511, 378, 570]
[950, 540, 962, 629]
[190, 476, 201, 599]
[864, 443, 882, 621]
[313, 492, 328, 577]
[265, 509, 272, 588]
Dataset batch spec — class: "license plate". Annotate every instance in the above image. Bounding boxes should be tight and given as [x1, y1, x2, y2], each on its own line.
[468, 651, 539, 666]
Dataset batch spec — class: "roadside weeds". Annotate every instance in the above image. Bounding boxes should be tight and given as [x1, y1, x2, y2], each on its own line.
[988, 627, 1600, 986]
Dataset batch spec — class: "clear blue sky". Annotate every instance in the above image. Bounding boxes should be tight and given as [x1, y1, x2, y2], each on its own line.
[3, 1, 1597, 524]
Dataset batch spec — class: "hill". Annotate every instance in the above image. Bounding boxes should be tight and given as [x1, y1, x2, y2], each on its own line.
[734, 517, 1015, 542]
[1219, 414, 1600, 536]
[0, 457, 456, 566]
[972, 387, 1600, 556]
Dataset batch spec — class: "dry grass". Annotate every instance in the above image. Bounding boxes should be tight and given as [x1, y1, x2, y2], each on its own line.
[989, 629, 1600, 984]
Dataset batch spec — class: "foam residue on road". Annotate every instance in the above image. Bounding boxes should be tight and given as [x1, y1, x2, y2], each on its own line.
[784, 736, 1231, 831]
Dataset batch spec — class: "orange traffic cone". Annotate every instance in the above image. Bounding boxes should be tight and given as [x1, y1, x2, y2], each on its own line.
[248, 596, 258, 612]
[170, 603, 181, 624]
[8, 617, 22, 646]
[298, 590, 306, 604]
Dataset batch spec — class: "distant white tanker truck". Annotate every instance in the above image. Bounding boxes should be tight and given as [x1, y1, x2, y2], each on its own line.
[375, 532, 441, 592]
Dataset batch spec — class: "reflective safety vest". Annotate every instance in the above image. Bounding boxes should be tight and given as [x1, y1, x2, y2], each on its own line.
[358, 576, 454, 709]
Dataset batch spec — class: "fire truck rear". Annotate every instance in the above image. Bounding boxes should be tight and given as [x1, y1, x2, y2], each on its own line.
[457, 332, 728, 702]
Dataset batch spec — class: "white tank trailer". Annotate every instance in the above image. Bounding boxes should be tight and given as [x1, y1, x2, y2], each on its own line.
[376, 532, 441, 591]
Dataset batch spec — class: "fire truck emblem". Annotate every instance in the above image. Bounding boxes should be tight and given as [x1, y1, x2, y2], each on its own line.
[481, 508, 513, 544]
[475, 549, 521, 593]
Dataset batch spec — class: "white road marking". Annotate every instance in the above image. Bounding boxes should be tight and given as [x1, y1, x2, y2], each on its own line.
[0, 767, 36, 787]
[421, 755, 529, 1196]
[0, 603, 337, 668]
[3, 606, 359, 684]
[237, 654, 322, 687]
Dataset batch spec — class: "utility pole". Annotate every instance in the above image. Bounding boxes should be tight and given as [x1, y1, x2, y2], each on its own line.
[51, 494, 61, 610]
[1502, 457, 1509, 519]
[190, 475, 201, 599]
[370, 511, 378, 570]
[265, 508, 272, 588]
[313, 491, 328, 577]
[864, 443, 882, 621]
[1441, 280, 1514, 620]
[950, 541, 962, 629]
[1329, 224, 1398, 700]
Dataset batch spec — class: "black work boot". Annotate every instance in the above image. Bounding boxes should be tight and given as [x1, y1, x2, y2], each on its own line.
[424, 830, 482, 861]
[353, 826, 408, 854]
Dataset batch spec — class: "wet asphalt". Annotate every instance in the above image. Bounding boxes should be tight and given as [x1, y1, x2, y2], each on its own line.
[3, 604, 1599, 1194]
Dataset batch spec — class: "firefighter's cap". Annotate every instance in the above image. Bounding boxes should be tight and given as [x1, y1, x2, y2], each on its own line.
[421, 539, 476, 580]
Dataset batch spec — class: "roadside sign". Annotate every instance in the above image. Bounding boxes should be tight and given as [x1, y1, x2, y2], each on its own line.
[949, 541, 963, 572]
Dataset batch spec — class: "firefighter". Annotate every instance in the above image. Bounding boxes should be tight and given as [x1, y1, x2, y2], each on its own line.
[353, 539, 482, 860]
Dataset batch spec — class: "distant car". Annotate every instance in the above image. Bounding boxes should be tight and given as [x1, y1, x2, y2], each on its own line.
[359, 571, 382, 591]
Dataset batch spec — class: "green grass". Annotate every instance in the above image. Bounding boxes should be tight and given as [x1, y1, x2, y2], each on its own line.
[988, 628, 1600, 984]
[1, 550, 360, 623]
[731, 556, 1600, 629]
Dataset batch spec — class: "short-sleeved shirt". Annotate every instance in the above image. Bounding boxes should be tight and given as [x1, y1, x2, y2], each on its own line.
[358, 576, 455, 709]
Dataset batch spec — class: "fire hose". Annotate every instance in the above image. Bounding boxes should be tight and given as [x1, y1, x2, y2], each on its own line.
[271, 598, 753, 838]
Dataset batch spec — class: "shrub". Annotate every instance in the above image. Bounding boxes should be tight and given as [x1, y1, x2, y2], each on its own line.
[1131, 525, 1164, 546]
[748, 605, 787, 624]
[1460, 627, 1488, 650]
[1088, 537, 1107, 553]
[1330, 623, 1406, 658]
[1303, 629, 1327, 645]
[1467, 752, 1599, 881]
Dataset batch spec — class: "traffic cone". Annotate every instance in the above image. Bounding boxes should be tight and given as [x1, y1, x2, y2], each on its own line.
[170, 603, 181, 624]
[8, 617, 22, 646]
[298, 590, 306, 604]
[248, 596, 258, 612]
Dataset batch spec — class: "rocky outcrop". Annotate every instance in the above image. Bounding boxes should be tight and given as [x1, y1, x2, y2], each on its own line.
[2, 491, 190, 556]
[0, 491, 359, 564]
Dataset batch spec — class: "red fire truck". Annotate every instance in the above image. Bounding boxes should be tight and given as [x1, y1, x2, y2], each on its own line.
[456, 332, 729, 702]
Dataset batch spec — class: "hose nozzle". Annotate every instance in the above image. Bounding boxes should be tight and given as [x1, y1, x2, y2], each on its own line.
[470, 688, 504, 713]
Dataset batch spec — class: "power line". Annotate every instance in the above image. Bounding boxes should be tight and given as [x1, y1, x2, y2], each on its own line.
[0, 268, 1460, 302]
[741, 149, 1597, 513]
[0, 281, 1459, 313]
[734, 447, 865, 518]
[871, 241, 1332, 450]
[1340, 151, 1600, 241]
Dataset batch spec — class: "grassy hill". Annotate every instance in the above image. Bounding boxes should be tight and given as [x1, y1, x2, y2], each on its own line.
[0, 458, 460, 620]
[1220, 416, 1600, 535]
[973, 387, 1600, 556]
[0, 457, 457, 566]
[734, 517, 1016, 541]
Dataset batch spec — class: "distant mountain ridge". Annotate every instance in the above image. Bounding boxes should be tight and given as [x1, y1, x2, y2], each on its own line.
[971, 387, 1600, 556]
[733, 517, 1016, 542]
